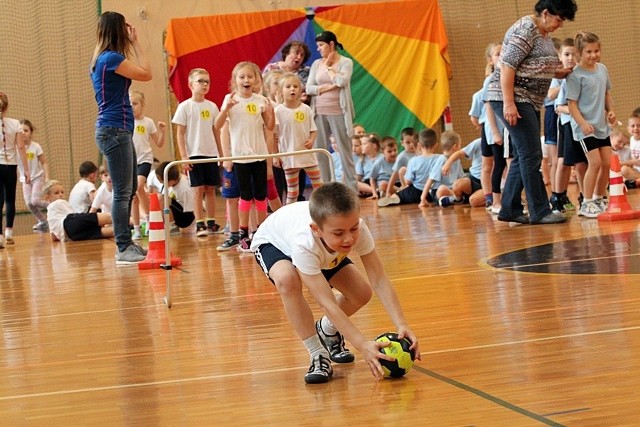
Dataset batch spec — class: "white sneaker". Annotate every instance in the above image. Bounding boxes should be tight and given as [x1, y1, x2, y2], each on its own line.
[377, 194, 400, 207]
[132, 229, 142, 240]
[578, 201, 601, 218]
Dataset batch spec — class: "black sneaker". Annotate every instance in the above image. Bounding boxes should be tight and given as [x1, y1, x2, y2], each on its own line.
[315, 319, 355, 363]
[207, 222, 224, 235]
[549, 194, 565, 213]
[304, 354, 333, 384]
[196, 222, 208, 237]
[625, 179, 637, 189]
[217, 236, 240, 251]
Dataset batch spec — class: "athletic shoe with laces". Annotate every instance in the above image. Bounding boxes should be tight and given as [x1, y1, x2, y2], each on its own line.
[439, 196, 453, 208]
[237, 236, 253, 253]
[196, 223, 208, 237]
[217, 236, 240, 251]
[594, 198, 608, 212]
[169, 223, 181, 235]
[315, 319, 355, 363]
[131, 242, 148, 256]
[578, 200, 601, 218]
[132, 229, 142, 240]
[116, 245, 146, 265]
[304, 354, 333, 384]
[34, 220, 49, 232]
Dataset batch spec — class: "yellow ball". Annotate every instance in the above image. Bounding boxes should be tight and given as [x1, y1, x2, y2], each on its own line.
[376, 332, 415, 378]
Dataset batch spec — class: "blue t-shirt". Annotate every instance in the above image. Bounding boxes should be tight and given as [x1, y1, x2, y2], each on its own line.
[463, 138, 483, 179]
[554, 81, 571, 126]
[566, 63, 611, 141]
[370, 156, 394, 182]
[392, 149, 415, 172]
[404, 154, 441, 191]
[469, 88, 486, 124]
[92, 51, 133, 130]
[332, 151, 343, 183]
[434, 154, 464, 188]
[356, 153, 382, 180]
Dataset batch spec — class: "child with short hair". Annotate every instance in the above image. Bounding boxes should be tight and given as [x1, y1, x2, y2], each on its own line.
[130, 90, 166, 240]
[355, 133, 382, 196]
[369, 136, 398, 199]
[155, 161, 195, 231]
[90, 165, 113, 214]
[567, 32, 616, 218]
[420, 130, 465, 207]
[172, 68, 224, 236]
[609, 124, 640, 188]
[215, 61, 275, 250]
[628, 111, 640, 174]
[274, 72, 322, 205]
[250, 181, 420, 383]
[385, 127, 417, 196]
[17, 119, 49, 231]
[440, 137, 486, 207]
[377, 128, 439, 207]
[44, 180, 115, 243]
[69, 160, 98, 213]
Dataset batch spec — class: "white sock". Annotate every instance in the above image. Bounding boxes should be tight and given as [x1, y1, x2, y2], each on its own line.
[320, 315, 338, 336]
[5, 228, 12, 238]
[134, 225, 141, 232]
[303, 335, 328, 359]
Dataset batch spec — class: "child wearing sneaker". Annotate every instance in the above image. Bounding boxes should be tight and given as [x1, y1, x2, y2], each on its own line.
[251, 182, 420, 384]
[172, 68, 224, 237]
[154, 161, 195, 232]
[567, 32, 616, 218]
[215, 62, 275, 251]
[44, 180, 115, 242]
[439, 137, 486, 208]
[17, 119, 49, 231]
[385, 127, 417, 197]
[627, 111, 640, 186]
[419, 130, 464, 207]
[377, 128, 439, 207]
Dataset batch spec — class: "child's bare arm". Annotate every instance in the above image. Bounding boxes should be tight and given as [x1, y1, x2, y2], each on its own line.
[419, 179, 434, 207]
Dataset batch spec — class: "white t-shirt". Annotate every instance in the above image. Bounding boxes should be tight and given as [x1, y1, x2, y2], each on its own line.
[223, 93, 269, 163]
[172, 98, 220, 157]
[133, 116, 158, 165]
[275, 103, 317, 169]
[47, 198, 74, 241]
[250, 201, 375, 276]
[147, 169, 164, 193]
[615, 145, 632, 164]
[169, 175, 194, 212]
[0, 117, 21, 165]
[17, 141, 45, 182]
[91, 182, 113, 212]
[68, 179, 96, 213]
[630, 137, 640, 173]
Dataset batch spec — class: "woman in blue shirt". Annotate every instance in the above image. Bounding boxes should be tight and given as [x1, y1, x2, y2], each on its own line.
[90, 11, 152, 264]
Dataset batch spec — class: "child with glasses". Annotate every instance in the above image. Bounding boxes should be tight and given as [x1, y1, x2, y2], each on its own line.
[172, 68, 224, 237]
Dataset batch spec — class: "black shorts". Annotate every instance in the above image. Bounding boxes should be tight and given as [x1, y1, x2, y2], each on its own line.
[559, 122, 587, 166]
[544, 105, 558, 145]
[579, 136, 611, 154]
[480, 126, 492, 157]
[466, 173, 483, 194]
[170, 199, 195, 228]
[63, 213, 104, 241]
[137, 162, 152, 179]
[188, 156, 221, 187]
[254, 243, 353, 285]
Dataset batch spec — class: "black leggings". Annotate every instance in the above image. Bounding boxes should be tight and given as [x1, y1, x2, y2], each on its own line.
[234, 161, 267, 202]
[0, 164, 18, 233]
[491, 144, 506, 194]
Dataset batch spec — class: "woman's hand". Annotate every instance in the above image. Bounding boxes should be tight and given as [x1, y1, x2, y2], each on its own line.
[503, 103, 521, 126]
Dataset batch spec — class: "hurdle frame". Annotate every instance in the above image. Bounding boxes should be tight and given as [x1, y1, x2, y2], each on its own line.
[161, 148, 334, 307]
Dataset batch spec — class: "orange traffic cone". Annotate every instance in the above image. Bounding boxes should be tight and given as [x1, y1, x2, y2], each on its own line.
[138, 193, 183, 270]
[598, 153, 640, 221]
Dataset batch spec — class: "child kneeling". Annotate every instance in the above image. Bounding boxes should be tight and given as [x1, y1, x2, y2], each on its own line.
[44, 180, 114, 242]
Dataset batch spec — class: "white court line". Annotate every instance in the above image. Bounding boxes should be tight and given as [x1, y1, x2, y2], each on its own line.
[1, 324, 639, 402]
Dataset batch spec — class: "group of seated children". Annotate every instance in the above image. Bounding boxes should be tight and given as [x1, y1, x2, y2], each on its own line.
[375, 128, 485, 209]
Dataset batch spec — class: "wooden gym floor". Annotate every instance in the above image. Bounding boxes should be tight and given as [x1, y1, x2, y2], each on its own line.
[1, 185, 639, 426]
